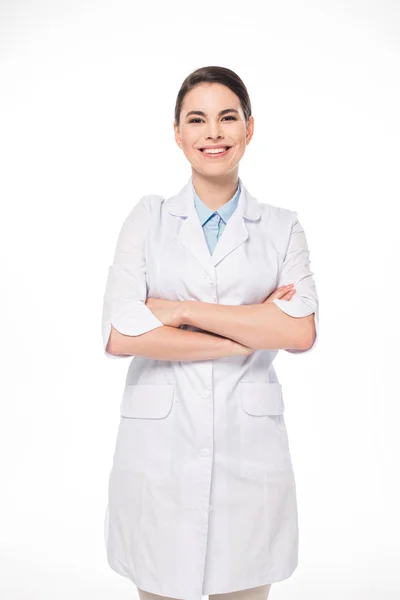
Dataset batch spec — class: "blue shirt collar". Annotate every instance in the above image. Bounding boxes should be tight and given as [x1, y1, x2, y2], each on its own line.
[192, 181, 241, 226]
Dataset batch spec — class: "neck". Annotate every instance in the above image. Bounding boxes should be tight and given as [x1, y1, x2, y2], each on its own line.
[191, 170, 239, 211]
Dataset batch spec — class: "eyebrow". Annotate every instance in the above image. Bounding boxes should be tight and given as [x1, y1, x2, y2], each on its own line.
[185, 108, 239, 118]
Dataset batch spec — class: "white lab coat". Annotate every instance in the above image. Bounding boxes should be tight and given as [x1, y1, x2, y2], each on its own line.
[102, 175, 319, 600]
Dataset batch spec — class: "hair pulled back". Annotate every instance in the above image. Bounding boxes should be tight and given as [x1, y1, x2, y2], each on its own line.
[174, 66, 252, 127]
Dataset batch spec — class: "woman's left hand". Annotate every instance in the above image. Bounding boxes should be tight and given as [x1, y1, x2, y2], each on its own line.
[145, 297, 184, 328]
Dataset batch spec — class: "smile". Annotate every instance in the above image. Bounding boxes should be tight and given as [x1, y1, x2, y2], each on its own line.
[198, 147, 232, 158]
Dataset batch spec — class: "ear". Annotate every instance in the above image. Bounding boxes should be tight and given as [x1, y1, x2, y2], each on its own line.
[246, 115, 255, 145]
[173, 121, 183, 149]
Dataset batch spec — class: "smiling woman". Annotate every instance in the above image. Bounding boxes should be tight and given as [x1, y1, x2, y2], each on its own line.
[102, 65, 319, 600]
[173, 71, 254, 202]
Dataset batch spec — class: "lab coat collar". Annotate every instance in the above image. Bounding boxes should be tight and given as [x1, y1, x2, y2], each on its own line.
[165, 175, 261, 275]
[193, 180, 241, 226]
[166, 175, 260, 221]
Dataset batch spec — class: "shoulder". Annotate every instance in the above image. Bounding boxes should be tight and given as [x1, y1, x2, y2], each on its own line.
[123, 193, 165, 223]
[251, 200, 298, 258]
[131, 193, 165, 212]
[140, 193, 166, 207]
[113, 195, 166, 243]
[257, 199, 297, 235]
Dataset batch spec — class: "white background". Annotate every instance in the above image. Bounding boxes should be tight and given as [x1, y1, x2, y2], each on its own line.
[1, 1, 399, 598]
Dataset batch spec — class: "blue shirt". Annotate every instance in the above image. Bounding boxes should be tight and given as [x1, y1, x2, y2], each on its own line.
[192, 181, 241, 255]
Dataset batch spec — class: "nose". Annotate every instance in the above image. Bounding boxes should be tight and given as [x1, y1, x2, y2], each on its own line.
[205, 122, 224, 141]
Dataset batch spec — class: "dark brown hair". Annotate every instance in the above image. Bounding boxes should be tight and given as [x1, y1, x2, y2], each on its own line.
[174, 66, 252, 127]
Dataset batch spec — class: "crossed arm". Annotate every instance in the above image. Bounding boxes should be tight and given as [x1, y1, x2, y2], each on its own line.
[180, 298, 315, 351]
[102, 197, 319, 361]
[107, 298, 315, 360]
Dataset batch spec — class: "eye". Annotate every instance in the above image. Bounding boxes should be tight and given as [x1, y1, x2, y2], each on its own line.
[188, 115, 237, 124]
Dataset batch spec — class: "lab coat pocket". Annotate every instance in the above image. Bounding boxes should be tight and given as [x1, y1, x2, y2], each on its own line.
[238, 382, 293, 480]
[113, 383, 175, 478]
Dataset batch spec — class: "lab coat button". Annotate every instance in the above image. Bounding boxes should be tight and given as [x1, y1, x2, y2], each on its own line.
[200, 448, 210, 457]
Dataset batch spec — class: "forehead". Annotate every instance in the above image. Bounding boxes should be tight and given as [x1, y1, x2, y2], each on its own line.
[182, 83, 240, 112]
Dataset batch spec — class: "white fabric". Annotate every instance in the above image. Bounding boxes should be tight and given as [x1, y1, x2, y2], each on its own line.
[272, 213, 319, 353]
[137, 582, 272, 600]
[102, 197, 164, 358]
[102, 176, 319, 600]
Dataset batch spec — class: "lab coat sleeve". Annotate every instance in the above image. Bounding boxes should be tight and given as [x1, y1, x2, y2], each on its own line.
[272, 212, 319, 354]
[101, 195, 164, 359]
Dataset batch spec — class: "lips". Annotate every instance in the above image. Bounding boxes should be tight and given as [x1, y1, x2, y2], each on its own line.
[199, 146, 231, 152]
[197, 146, 233, 159]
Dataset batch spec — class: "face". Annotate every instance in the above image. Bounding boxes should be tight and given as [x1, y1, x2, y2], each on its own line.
[174, 82, 254, 178]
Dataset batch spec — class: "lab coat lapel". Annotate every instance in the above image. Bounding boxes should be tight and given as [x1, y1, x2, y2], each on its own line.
[166, 176, 261, 278]
[210, 207, 248, 268]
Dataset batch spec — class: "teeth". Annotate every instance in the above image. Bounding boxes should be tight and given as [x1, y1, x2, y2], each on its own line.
[202, 147, 229, 154]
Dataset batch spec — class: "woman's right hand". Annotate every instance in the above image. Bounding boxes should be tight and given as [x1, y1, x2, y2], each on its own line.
[226, 283, 297, 357]
[263, 283, 296, 303]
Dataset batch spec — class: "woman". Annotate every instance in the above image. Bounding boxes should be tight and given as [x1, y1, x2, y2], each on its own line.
[102, 66, 319, 600]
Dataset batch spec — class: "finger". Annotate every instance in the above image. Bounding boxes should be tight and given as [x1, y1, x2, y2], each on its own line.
[282, 289, 296, 300]
[275, 285, 294, 298]
[262, 285, 296, 304]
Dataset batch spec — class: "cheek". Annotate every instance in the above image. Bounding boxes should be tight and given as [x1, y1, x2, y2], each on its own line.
[234, 136, 247, 153]
[180, 129, 198, 150]
[181, 143, 200, 164]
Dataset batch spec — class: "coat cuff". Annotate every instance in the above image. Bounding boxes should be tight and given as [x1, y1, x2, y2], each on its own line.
[102, 301, 164, 359]
[272, 297, 319, 354]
